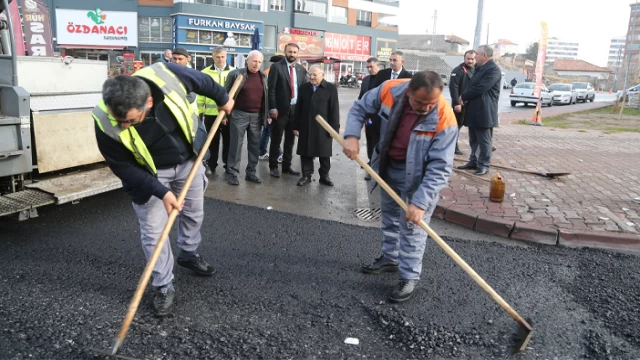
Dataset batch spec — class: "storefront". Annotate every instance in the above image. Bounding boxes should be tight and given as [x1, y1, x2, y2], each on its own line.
[54, 8, 138, 76]
[138, 16, 173, 65]
[323, 32, 372, 80]
[276, 27, 324, 58]
[172, 14, 263, 70]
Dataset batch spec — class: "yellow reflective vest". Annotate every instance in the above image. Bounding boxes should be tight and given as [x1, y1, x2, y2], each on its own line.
[197, 64, 234, 116]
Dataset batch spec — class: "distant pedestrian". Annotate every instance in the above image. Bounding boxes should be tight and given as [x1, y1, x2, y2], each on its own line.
[359, 57, 381, 180]
[457, 45, 502, 176]
[511, 78, 517, 88]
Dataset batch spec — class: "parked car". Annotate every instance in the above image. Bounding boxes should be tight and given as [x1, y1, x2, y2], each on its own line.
[549, 83, 577, 105]
[440, 73, 448, 86]
[572, 82, 595, 102]
[509, 83, 553, 107]
[617, 84, 640, 101]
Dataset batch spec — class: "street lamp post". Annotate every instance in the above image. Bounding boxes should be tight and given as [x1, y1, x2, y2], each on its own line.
[619, 0, 638, 119]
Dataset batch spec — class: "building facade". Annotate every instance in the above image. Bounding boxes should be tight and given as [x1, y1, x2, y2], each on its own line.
[397, 34, 469, 55]
[623, 2, 640, 81]
[488, 39, 518, 58]
[32, 0, 399, 79]
[608, 37, 626, 70]
[545, 37, 579, 62]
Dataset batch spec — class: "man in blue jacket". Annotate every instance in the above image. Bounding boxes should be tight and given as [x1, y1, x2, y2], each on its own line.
[342, 71, 457, 303]
[93, 62, 234, 317]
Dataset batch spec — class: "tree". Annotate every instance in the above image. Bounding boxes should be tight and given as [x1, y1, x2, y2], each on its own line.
[525, 42, 538, 62]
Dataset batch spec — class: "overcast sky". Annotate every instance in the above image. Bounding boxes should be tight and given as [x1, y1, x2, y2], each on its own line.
[398, 0, 636, 66]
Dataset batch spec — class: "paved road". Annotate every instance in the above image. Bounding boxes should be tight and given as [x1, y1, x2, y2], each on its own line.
[2, 193, 640, 359]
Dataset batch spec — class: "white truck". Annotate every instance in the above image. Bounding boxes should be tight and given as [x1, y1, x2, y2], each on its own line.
[0, 1, 120, 220]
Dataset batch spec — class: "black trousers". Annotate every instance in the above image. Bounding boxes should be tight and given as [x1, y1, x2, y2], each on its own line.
[300, 156, 331, 178]
[204, 115, 230, 170]
[270, 105, 296, 170]
[365, 116, 381, 162]
[454, 109, 465, 151]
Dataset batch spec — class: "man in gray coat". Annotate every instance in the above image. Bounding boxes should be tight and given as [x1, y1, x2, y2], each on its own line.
[456, 45, 501, 176]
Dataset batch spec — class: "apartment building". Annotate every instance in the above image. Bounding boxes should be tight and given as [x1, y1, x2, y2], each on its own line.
[34, 0, 400, 77]
[608, 37, 626, 70]
[545, 37, 579, 62]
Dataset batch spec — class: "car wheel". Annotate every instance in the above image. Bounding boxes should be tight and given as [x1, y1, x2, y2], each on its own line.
[548, 99, 553, 107]
[511, 101, 516, 107]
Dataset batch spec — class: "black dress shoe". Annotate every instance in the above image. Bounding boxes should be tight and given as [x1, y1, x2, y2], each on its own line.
[176, 254, 216, 276]
[270, 168, 280, 178]
[245, 174, 262, 183]
[361, 255, 399, 274]
[388, 280, 419, 303]
[474, 168, 489, 176]
[457, 163, 478, 170]
[297, 176, 311, 186]
[282, 167, 300, 175]
[454, 148, 464, 155]
[227, 175, 239, 185]
[319, 176, 334, 186]
[152, 284, 175, 317]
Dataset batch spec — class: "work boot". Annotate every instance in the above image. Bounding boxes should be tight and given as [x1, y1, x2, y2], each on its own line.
[177, 253, 216, 276]
[227, 174, 239, 185]
[245, 174, 262, 183]
[388, 279, 419, 303]
[361, 255, 398, 274]
[297, 176, 311, 186]
[319, 176, 334, 187]
[270, 168, 280, 178]
[152, 283, 175, 317]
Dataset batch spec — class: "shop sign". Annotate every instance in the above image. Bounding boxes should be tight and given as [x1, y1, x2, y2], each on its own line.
[375, 38, 397, 63]
[277, 27, 323, 56]
[55, 9, 138, 47]
[21, 0, 54, 56]
[175, 15, 262, 54]
[324, 33, 371, 61]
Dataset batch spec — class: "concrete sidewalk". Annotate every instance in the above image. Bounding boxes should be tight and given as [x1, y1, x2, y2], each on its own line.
[444, 123, 640, 251]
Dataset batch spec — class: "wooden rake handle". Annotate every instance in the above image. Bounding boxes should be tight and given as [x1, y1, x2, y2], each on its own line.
[315, 115, 532, 332]
[111, 75, 245, 355]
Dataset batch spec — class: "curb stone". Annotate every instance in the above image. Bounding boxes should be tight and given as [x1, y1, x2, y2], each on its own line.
[444, 205, 478, 229]
[558, 230, 640, 251]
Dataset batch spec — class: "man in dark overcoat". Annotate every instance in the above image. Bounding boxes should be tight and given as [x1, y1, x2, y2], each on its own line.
[292, 65, 340, 187]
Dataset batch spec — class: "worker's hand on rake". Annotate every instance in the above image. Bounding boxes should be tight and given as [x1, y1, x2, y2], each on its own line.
[342, 137, 360, 160]
[218, 98, 235, 116]
[406, 203, 426, 224]
[162, 191, 184, 214]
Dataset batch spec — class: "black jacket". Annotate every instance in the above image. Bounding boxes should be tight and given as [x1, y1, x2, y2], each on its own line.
[293, 80, 340, 158]
[374, 67, 412, 88]
[95, 63, 229, 204]
[267, 58, 307, 116]
[449, 62, 475, 107]
[358, 74, 378, 100]
[460, 59, 501, 128]
[225, 67, 269, 125]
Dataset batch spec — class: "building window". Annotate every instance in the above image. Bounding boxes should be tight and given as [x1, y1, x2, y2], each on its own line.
[356, 10, 372, 27]
[264, 25, 276, 49]
[193, 0, 261, 10]
[330, 6, 347, 24]
[140, 51, 163, 66]
[139, 17, 172, 43]
[184, 29, 253, 47]
[270, 0, 284, 11]
[296, 0, 327, 17]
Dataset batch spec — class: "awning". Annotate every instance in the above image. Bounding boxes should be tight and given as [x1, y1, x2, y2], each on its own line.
[58, 45, 127, 50]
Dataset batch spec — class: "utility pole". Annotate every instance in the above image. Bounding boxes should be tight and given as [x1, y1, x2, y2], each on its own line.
[620, 0, 638, 119]
[614, 46, 622, 91]
[486, 23, 490, 45]
[473, 0, 484, 49]
[432, 10, 437, 53]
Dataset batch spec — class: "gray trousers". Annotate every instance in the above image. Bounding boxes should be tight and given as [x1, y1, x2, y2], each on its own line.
[132, 159, 208, 287]
[468, 127, 493, 169]
[227, 109, 261, 177]
[380, 161, 436, 280]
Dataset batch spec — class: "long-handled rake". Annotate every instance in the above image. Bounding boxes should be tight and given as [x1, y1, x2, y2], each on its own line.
[90, 76, 245, 358]
[315, 115, 533, 353]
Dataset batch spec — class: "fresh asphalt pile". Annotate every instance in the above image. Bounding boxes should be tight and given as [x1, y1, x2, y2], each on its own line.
[1, 192, 640, 359]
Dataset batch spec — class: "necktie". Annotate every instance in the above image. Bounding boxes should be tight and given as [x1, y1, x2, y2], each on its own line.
[289, 64, 295, 99]
[392, 72, 398, 80]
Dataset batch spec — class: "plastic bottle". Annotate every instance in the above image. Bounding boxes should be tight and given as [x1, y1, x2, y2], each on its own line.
[490, 173, 506, 203]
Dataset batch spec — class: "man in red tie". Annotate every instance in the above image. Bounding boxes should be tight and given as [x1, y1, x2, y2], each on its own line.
[267, 43, 308, 178]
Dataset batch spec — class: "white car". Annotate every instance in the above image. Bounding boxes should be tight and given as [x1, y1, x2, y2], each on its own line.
[549, 83, 577, 105]
[617, 84, 640, 101]
[572, 82, 595, 102]
[509, 83, 553, 107]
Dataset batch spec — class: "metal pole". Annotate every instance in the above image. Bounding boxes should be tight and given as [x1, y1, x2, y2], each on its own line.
[473, 0, 484, 49]
[486, 23, 490, 45]
[614, 46, 622, 91]
[2, 0, 18, 86]
[620, 0, 638, 119]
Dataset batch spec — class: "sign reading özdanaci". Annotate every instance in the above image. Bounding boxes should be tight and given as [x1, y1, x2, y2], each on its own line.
[55, 8, 138, 47]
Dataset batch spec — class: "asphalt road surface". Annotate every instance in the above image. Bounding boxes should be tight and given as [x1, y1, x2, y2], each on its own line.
[2, 192, 640, 359]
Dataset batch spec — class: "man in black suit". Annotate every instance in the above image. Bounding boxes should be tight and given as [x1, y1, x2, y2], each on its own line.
[358, 57, 381, 180]
[374, 51, 412, 88]
[267, 43, 307, 178]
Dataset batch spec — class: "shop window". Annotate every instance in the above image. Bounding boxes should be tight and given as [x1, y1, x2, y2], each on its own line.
[139, 17, 172, 43]
[330, 6, 347, 24]
[356, 10, 372, 27]
[141, 51, 163, 66]
[193, 0, 261, 10]
[270, 0, 285, 11]
[185, 29, 253, 48]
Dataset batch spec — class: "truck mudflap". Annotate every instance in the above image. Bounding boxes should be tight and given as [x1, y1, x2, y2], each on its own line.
[0, 166, 121, 220]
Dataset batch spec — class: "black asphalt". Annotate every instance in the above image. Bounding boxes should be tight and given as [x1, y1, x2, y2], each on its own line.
[1, 192, 639, 359]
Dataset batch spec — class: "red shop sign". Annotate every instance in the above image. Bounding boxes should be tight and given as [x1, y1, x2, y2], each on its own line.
[324, 33, 371, 61]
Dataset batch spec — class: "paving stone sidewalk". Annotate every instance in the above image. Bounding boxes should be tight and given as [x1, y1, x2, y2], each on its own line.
[438, 124, 640, 250]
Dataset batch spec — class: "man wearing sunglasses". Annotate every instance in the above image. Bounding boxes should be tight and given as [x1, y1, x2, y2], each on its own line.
[92, 61, 234, 317]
